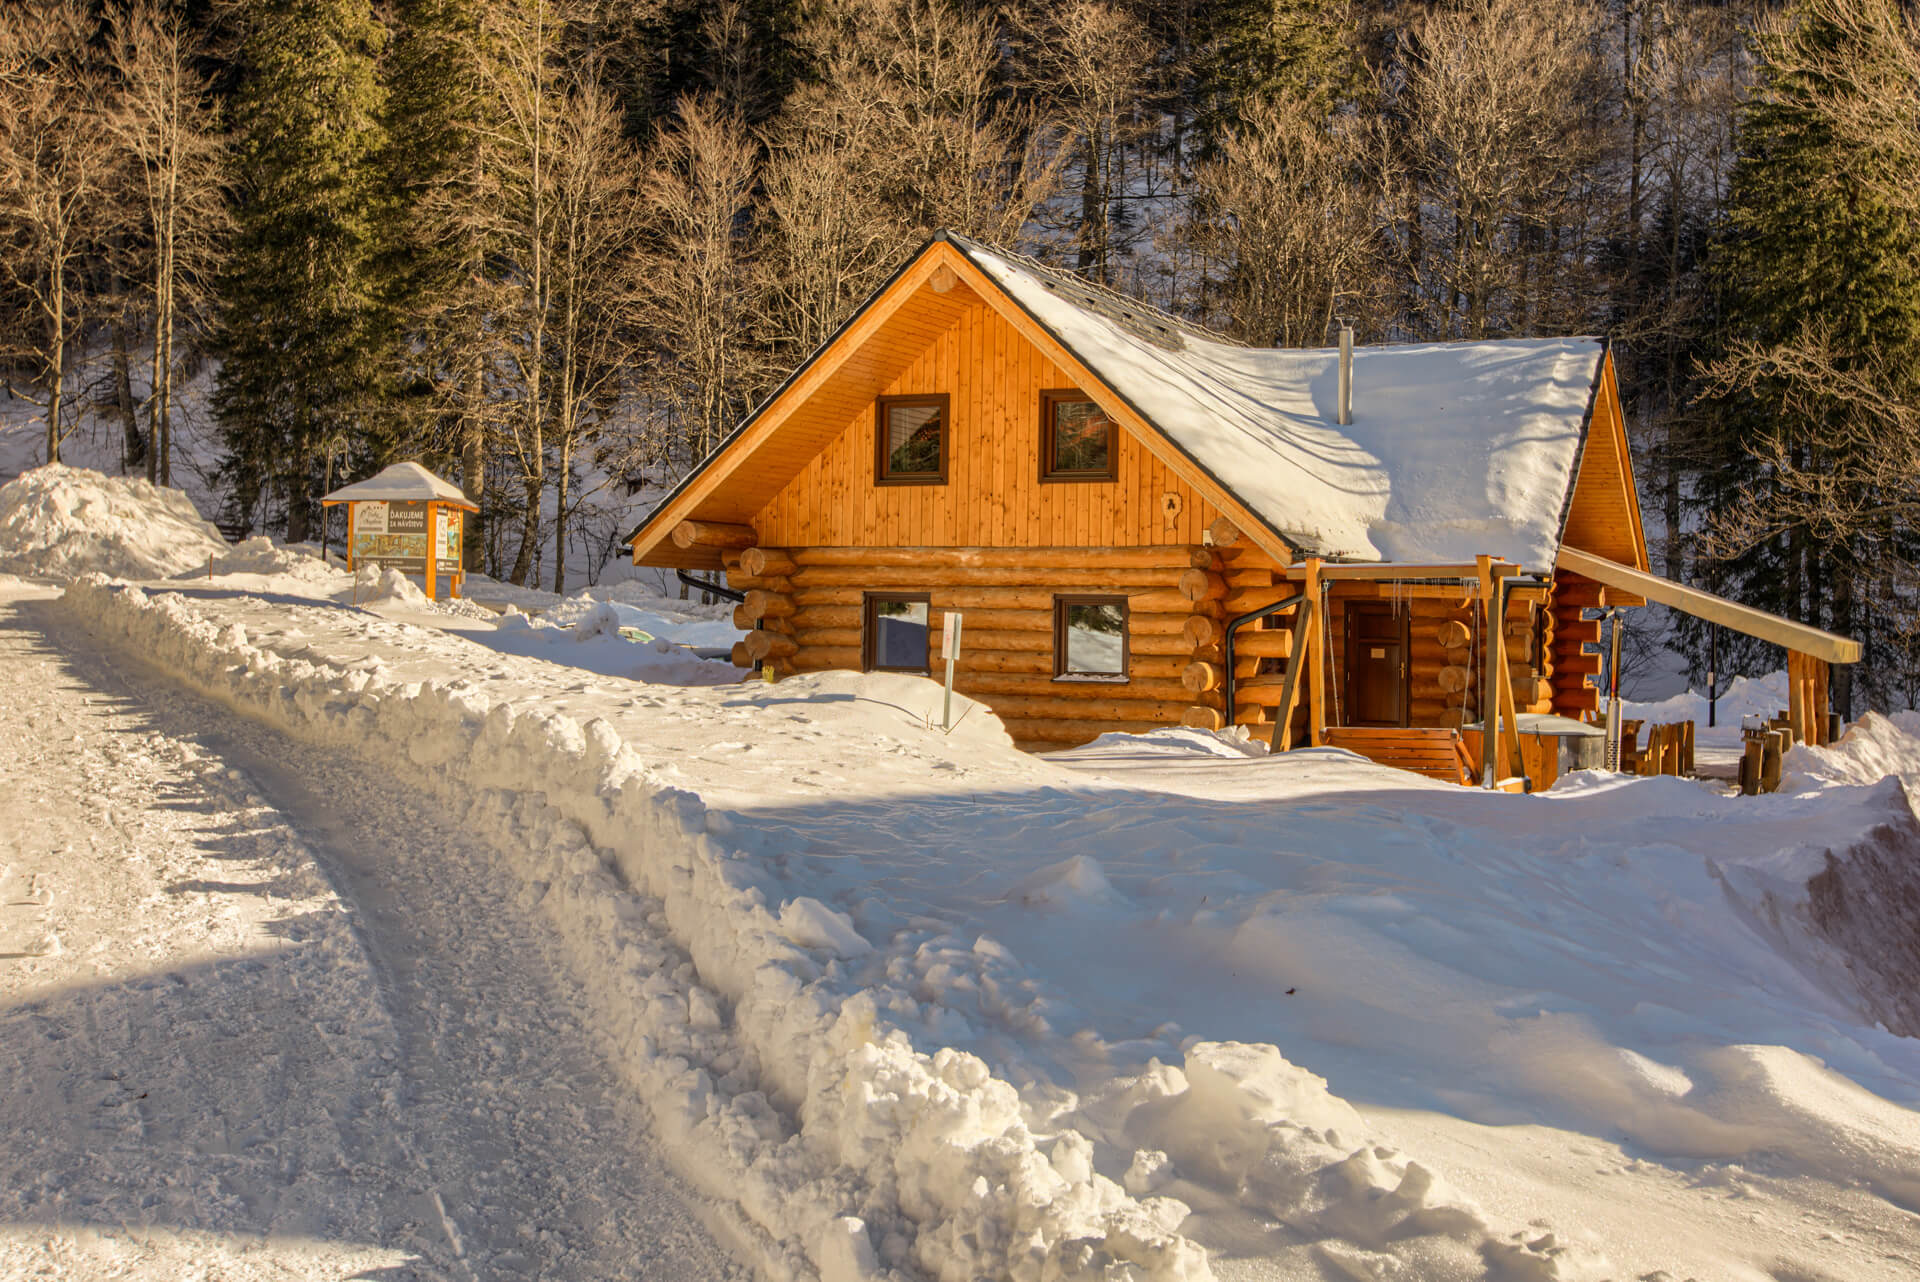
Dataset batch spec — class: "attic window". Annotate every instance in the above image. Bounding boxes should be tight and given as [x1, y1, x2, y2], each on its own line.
[1040, 391, 1117, 481]
[876, 394, 948, 485]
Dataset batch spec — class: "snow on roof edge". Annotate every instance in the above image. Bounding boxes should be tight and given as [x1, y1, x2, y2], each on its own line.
[323, 461, 476, 508]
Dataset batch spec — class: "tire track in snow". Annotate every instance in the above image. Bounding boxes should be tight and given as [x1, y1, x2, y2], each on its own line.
[6, 590, 747, 1281]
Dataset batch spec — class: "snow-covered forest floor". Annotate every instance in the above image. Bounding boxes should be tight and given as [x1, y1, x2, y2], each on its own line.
[6, 466, 1920, 1282]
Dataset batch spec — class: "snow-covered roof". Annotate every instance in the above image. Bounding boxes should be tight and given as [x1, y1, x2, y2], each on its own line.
[955, 236, 1606, 567]
[322, 462, 476, 509]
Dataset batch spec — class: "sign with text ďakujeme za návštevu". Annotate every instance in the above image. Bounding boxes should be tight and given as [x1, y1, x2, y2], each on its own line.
[352, 500, 430, 573]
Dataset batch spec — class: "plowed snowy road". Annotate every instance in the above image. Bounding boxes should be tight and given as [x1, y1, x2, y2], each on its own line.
[0, 581, 745, 1281]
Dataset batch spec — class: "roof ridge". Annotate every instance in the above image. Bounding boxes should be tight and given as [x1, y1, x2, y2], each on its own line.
[943, 231, 1246, 352]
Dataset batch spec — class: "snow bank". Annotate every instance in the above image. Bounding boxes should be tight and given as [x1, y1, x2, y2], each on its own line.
[1624, 670, 1790, 730]
[60, 575, 1211, 1282]
[205, 536, 345, 586]
[0, 463, 226, 580]
[485, 598, 741, 686]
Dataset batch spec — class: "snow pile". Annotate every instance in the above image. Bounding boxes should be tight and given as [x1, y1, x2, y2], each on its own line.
[0, 463, 227, 580]
[60, 575, 1208, 1282]
[543, 592, 743, 652]
[482, 598, 741, 686]
[204, 536, 344, 586]
[1076, 726, 1270, 759]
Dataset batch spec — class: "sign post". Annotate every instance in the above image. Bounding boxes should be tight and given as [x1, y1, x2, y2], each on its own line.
[941, 611, 963, 731]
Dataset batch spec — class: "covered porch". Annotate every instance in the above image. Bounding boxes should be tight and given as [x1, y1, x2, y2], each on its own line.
[1237, 549, 1860, 793]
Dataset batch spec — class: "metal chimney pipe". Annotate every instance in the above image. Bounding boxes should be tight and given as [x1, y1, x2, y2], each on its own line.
[1337, 323, 1354, 426]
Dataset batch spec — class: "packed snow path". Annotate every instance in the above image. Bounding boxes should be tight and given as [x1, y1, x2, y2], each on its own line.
[0, 583, 744, 1280]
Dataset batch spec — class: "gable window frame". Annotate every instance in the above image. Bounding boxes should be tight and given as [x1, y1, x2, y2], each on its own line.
[874, 393, 950, 486]
[862, 591, 933, 673]
[1038, 389, 1119, 483]
[1053, 594, 1130, 681]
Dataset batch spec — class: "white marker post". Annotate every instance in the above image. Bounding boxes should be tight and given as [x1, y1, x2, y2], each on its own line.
[941, 611, 963, 730]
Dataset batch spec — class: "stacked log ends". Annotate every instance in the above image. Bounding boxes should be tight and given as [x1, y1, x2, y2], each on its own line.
[1437, 619, 1471, 649]
[732, 604, 757, 630]
[743, 589, 795, 619]
[1206, 517, 1242, 548]
[1183, 615, 1220, 647]
[729, 640, 751, 667]
[740, 546, 796, 578]
[1181, 661, 1223, 694]
[745, 630, 798, 661]
[1181, 706, 1226, 731]
[671, 520, 757, 550]
[1437, 664, 1472, 694]
[1178, 569, 1227, 602]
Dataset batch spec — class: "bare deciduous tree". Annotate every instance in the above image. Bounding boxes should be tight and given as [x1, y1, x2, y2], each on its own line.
[1404, 0, 1609, 338]
[547, 67, 647, 593]
[107, 0, 230, 487]
[1187, 95, 1381, 345]
[1013, 0, 1157, 284]
[639, 96, 767, 469]
[0, 0, 113, 464]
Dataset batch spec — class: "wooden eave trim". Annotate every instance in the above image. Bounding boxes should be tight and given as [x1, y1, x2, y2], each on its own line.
[626, 236, 953, 565]
[1557, 546, 1861, 662]
[937, 244, 1300, 570]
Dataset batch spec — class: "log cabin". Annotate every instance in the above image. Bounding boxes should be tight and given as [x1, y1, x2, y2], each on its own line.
[626, 233, 1857, 781]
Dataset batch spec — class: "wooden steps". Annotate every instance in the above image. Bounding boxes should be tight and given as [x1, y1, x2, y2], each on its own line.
[1324, 726, 1475, 786]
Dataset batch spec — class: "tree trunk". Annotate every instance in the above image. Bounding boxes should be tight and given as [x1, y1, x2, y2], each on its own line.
[45, 269, 64, 465]
[461, 347, 485, 572]
[111, 318, 144, 475]
[286, 476, 311, 544]
[552, 454, 569, 594]
[509, 467, 541, 586]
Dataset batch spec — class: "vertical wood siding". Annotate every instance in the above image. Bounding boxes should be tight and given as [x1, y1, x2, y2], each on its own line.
[755, 303, 1223, 548]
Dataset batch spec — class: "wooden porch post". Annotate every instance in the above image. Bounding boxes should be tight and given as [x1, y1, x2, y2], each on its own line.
[1305, 557, 1327, 746]
[1812, 657, 1831, 745]
[423, 501, 439, 601]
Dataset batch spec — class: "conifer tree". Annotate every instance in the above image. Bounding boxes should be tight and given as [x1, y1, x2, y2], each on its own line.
[1693, 0, 1920, 707]
[386, 0, 498, 566]
[1190, 0, 1363, 147]
[212, 0, 393, 541]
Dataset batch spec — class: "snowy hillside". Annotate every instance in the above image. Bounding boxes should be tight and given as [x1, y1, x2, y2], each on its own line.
[6, 465, 1920, 1281]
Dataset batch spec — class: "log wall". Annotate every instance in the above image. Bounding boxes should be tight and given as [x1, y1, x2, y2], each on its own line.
[1548, 571, 1605, 717]
[753, 303, 1227, 548]
[722, 544, 1608, 754]
[723, 545, 1232, 752]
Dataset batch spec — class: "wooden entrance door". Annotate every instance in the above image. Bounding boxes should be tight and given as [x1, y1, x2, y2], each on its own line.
[1344, 603, 1408, 727]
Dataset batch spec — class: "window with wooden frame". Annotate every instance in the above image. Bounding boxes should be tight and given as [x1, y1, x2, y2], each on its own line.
[1053, 595, 1129, 680]
[863, 593, 932, 673]
[1039, 390, 1118, 481]
[875, 394, 949, 484]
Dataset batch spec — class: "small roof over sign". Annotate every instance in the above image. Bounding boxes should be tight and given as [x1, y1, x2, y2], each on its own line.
[322, 462, 476, 510]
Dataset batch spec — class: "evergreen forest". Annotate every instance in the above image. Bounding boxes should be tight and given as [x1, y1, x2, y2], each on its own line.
[3, 0, 1918, 707]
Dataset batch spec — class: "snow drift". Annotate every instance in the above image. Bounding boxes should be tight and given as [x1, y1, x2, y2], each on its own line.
[0, 464, 227, 580]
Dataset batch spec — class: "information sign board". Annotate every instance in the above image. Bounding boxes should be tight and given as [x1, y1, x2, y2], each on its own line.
[352, 499, 430, 572]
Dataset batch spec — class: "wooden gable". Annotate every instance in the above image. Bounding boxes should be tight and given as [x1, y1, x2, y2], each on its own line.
[1558, 350, 1649, 572]
[755, 296, 1230, 549]
[630, 238, 1296, 570]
